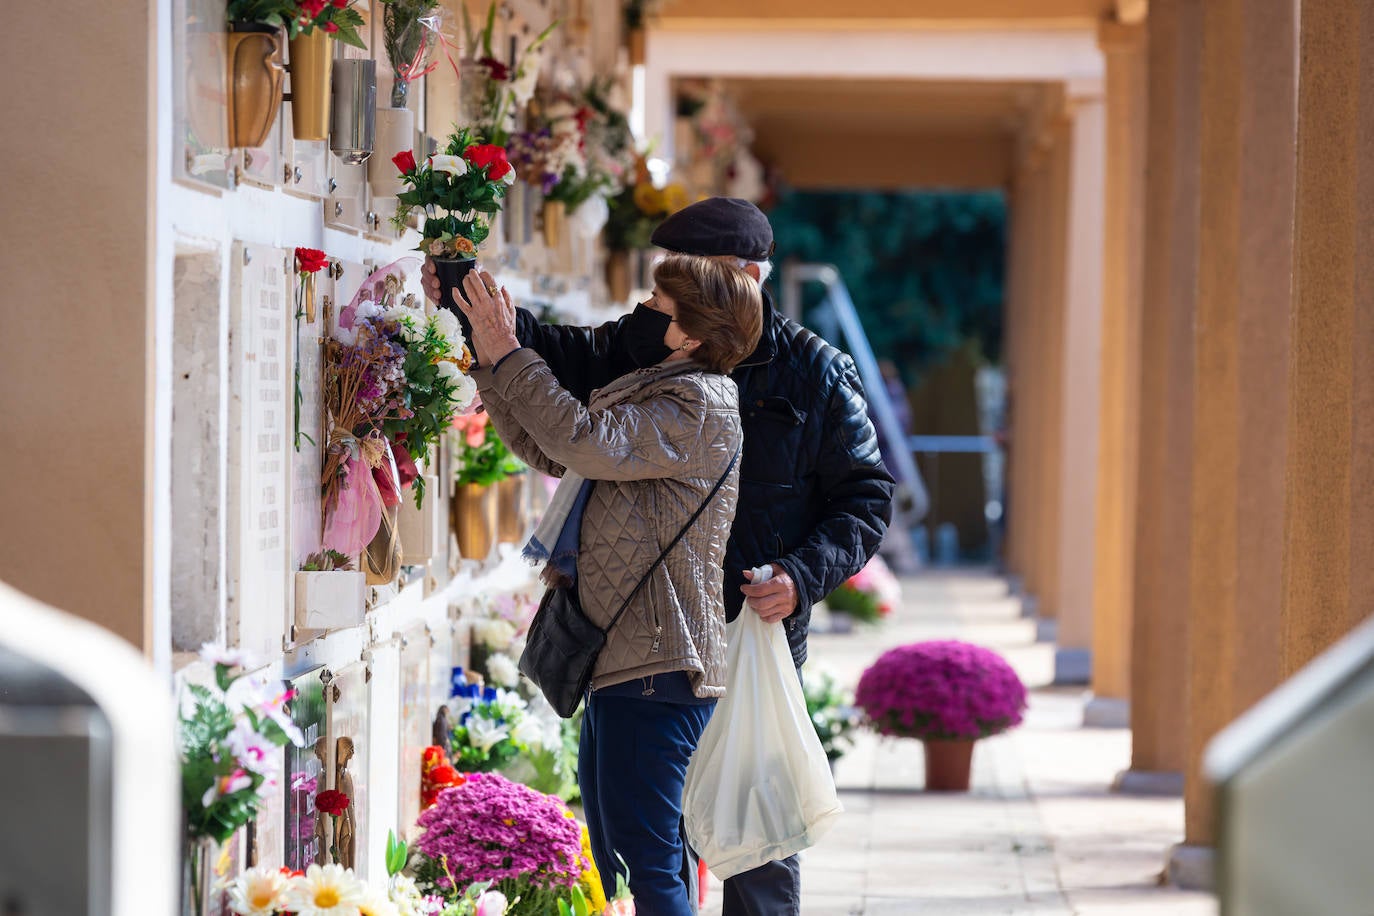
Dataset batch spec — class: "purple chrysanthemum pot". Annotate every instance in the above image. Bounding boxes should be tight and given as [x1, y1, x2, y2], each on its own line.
[855, 640, 1027, 791]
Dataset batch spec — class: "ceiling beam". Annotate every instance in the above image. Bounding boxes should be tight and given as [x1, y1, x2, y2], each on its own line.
[754, 128, 1016, 190]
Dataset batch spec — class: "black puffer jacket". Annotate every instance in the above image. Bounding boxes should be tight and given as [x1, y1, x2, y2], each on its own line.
[495, 291, 894, 667]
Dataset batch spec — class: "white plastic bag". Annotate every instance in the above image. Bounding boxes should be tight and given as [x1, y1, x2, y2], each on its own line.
[683, 567, 844, 880]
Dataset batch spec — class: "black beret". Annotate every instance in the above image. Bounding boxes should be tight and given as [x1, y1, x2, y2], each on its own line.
[651, 197, 776, 261]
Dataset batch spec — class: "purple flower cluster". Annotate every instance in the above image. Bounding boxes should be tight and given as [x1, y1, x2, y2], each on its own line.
[855, 640, 1027, 741]
[414, 772, 585, 890]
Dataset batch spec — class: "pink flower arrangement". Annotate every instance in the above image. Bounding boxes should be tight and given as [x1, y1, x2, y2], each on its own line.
[826, 555, 901, 623]
[414, 772, 586, 893]
[855, 641, 1027, 741]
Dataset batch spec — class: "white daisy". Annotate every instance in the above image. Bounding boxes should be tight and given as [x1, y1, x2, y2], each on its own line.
[358, 888, 401, 916]
[285, 864, 367, 916]
[227, 866, 289, 916]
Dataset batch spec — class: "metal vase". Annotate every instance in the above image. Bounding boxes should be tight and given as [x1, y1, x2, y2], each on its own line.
[330, 58, 376, 164]
[288, 30, 332, 141]
[225, 25, 284, 148]
[452, 483, 499, 562]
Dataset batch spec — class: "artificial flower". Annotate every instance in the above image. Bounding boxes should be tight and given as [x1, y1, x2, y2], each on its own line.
[358, 889, 402, 916]
[477, 56, 510, 82]
[200, 643, 257, 669]
[433, 309, 463, 350]
[227, 866, 289, 916]
[323, 21, 339, 32]
[295, 247, 330, 275]
[474, 890, 508, 916]
[485, 652, 520, 689]
[466, 717, 510, 753]
[226, 720, 278, 775]
[429, 154, 468, 177]
[511, 711, 545, 748]
[392, 149, 418, 175]
[298, 0, 327, 17]
[472, 617, 517, 650]
[463, 144, 513, 180]
[315, 788, 351, 816]
[202, 768, 253, 808]
[285, 864, 368, 916]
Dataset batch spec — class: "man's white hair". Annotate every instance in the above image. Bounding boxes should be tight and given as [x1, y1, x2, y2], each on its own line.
[736, 258, 773, 285]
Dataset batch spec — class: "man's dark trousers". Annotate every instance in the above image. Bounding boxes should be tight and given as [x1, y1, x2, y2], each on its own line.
[580, 688, 715, 916]
[722, 857, 802, 915]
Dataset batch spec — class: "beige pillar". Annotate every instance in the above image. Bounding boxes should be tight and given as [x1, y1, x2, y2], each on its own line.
[1172, 0, 1296, 888]
[1086, 18, 1148, 726]
[0, 3, 156, 651]
[1281, 0, 1374, 672]
[1003, 155, 1039, 584]
[1119, 0, 1201, 794]
[1053, 89, 1105, 684]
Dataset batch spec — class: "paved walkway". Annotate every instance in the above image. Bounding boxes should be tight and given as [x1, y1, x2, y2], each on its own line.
[702, 571, 1218, 915]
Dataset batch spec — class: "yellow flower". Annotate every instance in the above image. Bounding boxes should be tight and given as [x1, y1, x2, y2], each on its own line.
[661, 183, 690, 214]
[579, 825, 607, 911]
[634, 183, 664, 216]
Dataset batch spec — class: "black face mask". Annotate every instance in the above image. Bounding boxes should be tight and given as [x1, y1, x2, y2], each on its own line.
[624, 303, 675, 367]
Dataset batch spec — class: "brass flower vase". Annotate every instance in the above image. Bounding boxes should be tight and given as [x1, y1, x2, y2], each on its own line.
[606, 250, 631, 303]
[541, 199, 566, 250]
[496, 473, 526, 544]
[225, 24, 284, 148]
[288, 30, 333, 141]
[452, 483, 499, 561]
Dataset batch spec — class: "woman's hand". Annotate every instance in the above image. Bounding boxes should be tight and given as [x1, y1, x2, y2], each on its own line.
[458, 267, 521, 367]
[420, 257, 441, 305]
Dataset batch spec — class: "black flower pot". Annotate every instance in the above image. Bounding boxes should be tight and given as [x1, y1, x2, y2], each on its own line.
[433, 257, 478, 313]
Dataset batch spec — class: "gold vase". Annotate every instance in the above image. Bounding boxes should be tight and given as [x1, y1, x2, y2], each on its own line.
[226, 26, 284, 148]
[542, 199, 566, 250]
[497, 474, 526, 544]
[288, 30, 333, 141]
[628, 27, 646, 66]
[606, 250, 631, 303]
[452, 483, 499, 561]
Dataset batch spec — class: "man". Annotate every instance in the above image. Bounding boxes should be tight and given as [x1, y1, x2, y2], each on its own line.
[427, 197, 894, 914]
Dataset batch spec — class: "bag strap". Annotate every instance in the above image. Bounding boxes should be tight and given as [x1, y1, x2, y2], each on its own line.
[603, 446, 741, 635]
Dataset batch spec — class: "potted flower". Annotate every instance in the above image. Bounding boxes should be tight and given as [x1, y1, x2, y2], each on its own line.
[224, 1, 292, 148]
[294, 549, 365, 632]
[446, 681, 544, 774]
[855, 640, 1027, 791]
[179, 645, 305, 916]
[411, 772, 590, 914]
[391, 127, 517, 313]
[284, 0, 367, 142]
[371, 0, 444, 195]
[802, 667, 863, 769]
[449, 408, 525, 560]
[604, 159, 690, 301]
[823, 554, 901, 628]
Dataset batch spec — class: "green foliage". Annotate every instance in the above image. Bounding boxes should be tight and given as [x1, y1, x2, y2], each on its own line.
[824, 583, 883, 623]
[802, 667, 862, 762]
[768, 190, 1006, 383]
[453, 420, 525, 487]
[504, 713, 581, 803]
[379, 0, 442, 81]
[387, 830, 410, 877]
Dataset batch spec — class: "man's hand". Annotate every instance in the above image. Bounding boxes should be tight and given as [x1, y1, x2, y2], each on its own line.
[740, 564, 798, 623]
[457, 267, 520, 366]
[421, 257, 442, 305]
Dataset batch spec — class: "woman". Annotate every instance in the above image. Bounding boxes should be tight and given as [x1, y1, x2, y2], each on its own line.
[458, 256, 762, 915]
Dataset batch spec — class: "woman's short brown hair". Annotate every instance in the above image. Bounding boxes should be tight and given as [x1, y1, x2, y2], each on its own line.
[652, 255, 763, 374]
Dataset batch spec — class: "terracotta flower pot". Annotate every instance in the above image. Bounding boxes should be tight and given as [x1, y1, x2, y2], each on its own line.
[922, 738, 976, 791]
[226, 25, 285, 148]
[288, 30, 333, 141]
[452, 483, 499, 561]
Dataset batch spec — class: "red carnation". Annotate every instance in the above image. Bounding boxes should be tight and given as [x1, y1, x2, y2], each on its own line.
[294, 247, 328, 274]
[315, 789, 350, 817]
[298, 0, 326, 16]
[463, 144, 512, 180]
[392, 149, 417, 175]
[322, 20, 339, 32]
[477, 56, 510, 82]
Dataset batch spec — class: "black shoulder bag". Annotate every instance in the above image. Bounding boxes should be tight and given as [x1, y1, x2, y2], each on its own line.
[519, 448, 740, 717]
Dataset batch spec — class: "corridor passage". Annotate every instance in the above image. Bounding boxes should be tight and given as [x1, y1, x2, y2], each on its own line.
[704, 572, 1217, 915]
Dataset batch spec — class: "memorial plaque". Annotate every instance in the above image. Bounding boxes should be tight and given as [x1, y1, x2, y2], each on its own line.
[397, 626, 430, 836]
[291, 263, 325, 569]
[429, 625, 454, 715]
[284, 668, 327, 871]
[326, 661, 370, 874]
[229, 243, 291, 658]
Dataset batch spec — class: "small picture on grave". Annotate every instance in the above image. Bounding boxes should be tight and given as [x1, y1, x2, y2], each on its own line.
[284, 667, 327, 870]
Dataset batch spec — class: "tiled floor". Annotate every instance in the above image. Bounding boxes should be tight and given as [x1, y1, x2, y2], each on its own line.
[700, 571, 1218, 915]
